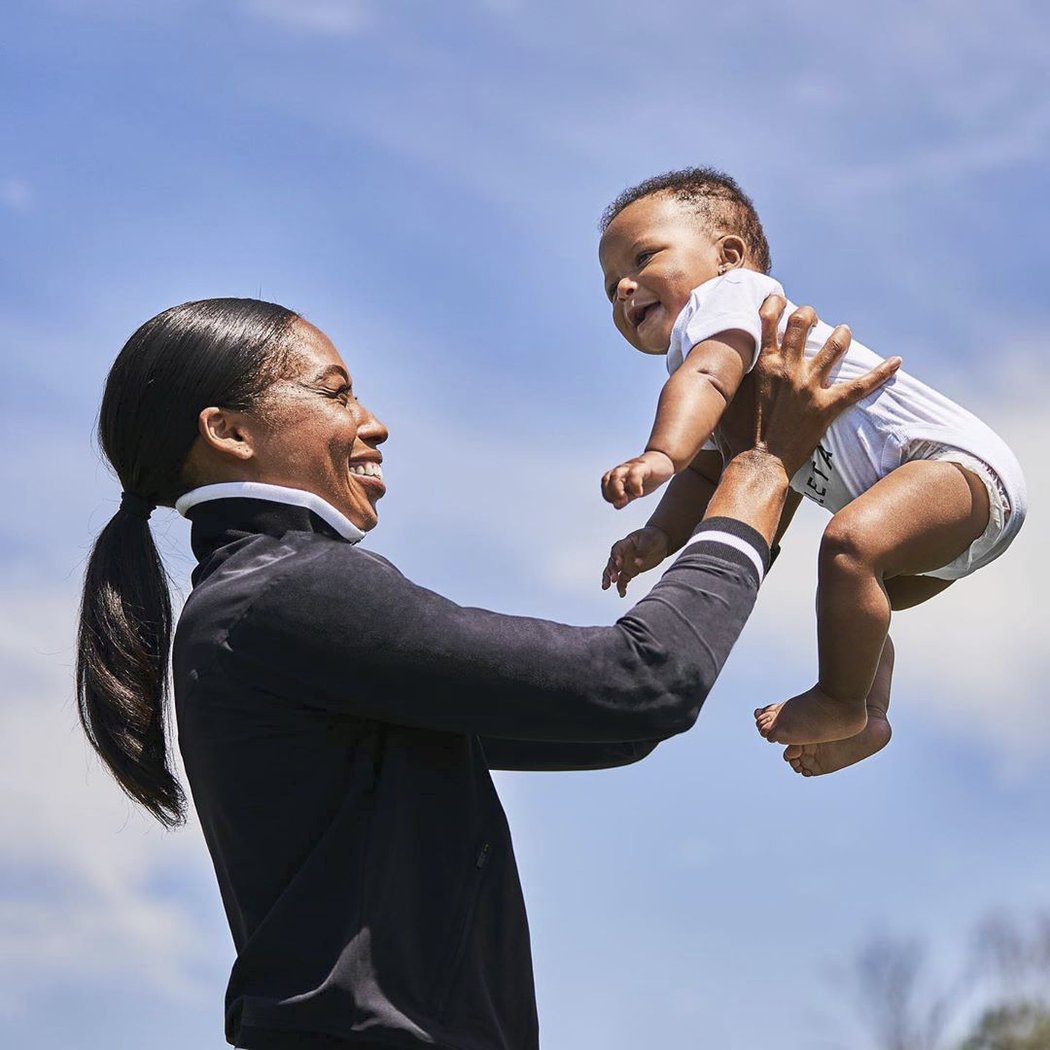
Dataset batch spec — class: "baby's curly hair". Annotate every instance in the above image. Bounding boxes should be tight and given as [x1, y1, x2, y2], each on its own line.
[600, 167, 772, 274]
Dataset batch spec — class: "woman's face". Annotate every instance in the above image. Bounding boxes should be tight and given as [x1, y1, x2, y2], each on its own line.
[250, 319, 389, 531]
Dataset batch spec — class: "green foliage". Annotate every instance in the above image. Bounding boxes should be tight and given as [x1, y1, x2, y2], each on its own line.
[958, 1001, 1050, 1050]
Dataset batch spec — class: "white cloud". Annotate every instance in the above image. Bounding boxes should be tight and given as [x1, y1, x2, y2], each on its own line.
[0, 179, 35, 213]
[834, 96, 1050, 195]
[230, 0, 1048, 266]
[0, 587, 223, 1013]
[241, 0, 370, 34]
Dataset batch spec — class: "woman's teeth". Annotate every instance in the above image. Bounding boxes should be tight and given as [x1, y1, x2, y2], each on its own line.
[350, 463, 383, 480]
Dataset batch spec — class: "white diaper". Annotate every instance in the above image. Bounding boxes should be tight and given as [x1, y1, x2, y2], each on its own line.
[905, 440, 1025, 581]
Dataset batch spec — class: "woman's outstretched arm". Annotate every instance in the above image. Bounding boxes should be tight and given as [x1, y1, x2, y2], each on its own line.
[202, 300, 898, 752]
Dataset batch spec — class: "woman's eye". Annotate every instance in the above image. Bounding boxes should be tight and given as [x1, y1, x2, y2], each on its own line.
[325, 384, 353, 404]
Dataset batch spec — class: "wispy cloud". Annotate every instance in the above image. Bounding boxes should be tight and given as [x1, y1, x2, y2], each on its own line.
[0, 587, 221, 1013]
[240, 0, 370, 35]
[828, 70, 1050, 195]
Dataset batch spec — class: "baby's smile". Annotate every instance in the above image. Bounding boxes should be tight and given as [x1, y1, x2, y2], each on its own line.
[599, 193, 726, 356]
[625, 299, 659, 329]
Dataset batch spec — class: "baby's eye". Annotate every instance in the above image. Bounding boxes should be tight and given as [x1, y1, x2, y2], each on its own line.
[635, 249, 654, 266]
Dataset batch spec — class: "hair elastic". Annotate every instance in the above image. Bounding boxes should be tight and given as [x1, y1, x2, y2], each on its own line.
[120, 490, 156, 520]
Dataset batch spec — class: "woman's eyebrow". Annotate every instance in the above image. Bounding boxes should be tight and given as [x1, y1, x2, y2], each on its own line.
[310, 364, 350, 385]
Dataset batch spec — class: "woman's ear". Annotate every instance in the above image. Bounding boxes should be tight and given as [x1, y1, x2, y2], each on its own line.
[197, 406, 256, 461]
[718, 235, 747, 271]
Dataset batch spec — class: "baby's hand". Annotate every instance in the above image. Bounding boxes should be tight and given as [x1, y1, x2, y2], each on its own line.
[601, 526, 671, 597]
[601, 450, 676, 509]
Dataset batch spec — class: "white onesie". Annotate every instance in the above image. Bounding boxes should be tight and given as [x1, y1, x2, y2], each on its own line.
[667, 269, 1027, 580]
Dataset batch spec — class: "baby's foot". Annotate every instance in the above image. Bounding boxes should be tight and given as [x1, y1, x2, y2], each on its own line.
[781, 707, 892, 776]
[754, 686, 867, 745]
[780, 637, 895, 776]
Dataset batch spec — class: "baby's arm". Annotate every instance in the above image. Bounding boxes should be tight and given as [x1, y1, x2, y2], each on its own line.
[603, 454, 803, 596]
[774, 489, 803, 548]
[601, 332, 753, 509]
[603, 449, 722, 597]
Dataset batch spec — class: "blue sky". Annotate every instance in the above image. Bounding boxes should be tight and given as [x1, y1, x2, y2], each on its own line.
[2, 2, 1049, 1047]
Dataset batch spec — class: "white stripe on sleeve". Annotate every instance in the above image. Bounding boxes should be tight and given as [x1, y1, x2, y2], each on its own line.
[689, 530, 765, 584]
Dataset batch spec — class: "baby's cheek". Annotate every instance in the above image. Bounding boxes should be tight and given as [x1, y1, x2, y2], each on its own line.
[612, 312, 633, 343]
[653, 315, 676, 352]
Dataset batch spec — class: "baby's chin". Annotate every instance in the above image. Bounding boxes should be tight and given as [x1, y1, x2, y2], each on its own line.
[638, 328, 674, 356]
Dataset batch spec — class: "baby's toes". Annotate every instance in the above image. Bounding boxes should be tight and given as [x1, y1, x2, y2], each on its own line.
[797, 751, 821, 777]
[754, 704, 781, 737]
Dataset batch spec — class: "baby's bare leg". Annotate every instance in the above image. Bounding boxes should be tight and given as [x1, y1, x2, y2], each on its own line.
[783, 582, 952, 775]
[755, 460, 989, 746]
[883, 573, 954, 610]
[783, 637, 895, 776]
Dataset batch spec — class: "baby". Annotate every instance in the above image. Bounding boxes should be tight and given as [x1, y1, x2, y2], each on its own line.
[598, 168, 1027, 776]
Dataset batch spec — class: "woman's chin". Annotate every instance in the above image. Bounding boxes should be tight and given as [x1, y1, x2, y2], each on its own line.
[350, 495, 382, 532]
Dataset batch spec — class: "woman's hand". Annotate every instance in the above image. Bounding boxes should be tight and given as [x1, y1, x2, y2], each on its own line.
[720, 296, 901, 478]
[705, 297, 900, 546]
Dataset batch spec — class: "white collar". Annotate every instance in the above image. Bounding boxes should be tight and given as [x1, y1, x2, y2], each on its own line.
[175, 482, 366, 544]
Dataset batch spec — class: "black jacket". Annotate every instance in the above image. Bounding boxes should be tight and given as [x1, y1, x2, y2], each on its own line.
[172, 495, 769, 1050]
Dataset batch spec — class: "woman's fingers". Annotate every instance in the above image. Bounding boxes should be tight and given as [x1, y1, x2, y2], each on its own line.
[742, 299, 900, 479]
[781, 304, 818, 364]
[833, 356, 902, 410]
[758, 294, 787, 353]
[809, 324, 852, 380]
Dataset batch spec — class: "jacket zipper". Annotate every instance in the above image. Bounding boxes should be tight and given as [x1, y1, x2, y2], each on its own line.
[435, 839, 493, 1018]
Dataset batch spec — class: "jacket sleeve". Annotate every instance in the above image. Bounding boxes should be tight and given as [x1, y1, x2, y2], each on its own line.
[478, 737, 660, 771]
[227, 517, 769, 745]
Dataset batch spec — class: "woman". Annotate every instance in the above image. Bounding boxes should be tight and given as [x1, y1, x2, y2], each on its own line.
[77, 296, 895, 1050]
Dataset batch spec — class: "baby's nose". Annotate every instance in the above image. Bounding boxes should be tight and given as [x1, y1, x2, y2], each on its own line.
[616, 277, 635, 300]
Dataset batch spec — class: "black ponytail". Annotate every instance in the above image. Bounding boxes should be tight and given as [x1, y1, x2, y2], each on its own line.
[77, 507, 181, 825]
[76, 298, 300, 826]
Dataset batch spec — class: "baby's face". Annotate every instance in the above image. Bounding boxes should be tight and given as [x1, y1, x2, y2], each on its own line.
[599, 193, 723, 355]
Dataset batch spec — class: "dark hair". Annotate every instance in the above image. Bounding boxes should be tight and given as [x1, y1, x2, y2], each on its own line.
[600, 166, 772, 274]
[76, 298, 301, 826]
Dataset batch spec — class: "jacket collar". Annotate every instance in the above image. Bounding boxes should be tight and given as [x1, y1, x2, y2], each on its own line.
[176, 483, 365, 578]
[177, 482, 365, 541]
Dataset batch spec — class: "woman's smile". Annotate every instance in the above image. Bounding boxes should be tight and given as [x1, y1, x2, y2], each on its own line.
[246, 319, 389, 531]
[348, 455, 386, 496]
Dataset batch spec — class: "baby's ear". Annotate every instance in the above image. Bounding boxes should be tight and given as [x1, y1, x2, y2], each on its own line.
[719, 235, 747, 271]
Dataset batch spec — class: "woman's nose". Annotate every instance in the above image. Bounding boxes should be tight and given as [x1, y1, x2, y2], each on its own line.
[356, 402, 389, 445]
